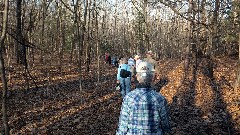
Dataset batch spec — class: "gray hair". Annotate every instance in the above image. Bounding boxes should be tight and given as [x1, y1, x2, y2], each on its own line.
[136, 72, 154, 83]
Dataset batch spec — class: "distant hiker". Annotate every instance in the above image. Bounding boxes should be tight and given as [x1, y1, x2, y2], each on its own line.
[117, 57, 131, 98]
[116, 62, 171, 135]
[108, 55, 112, 65]
[128, 56, 135, 66]
[105, 52, 109, 64]
[134, 54, 142, 73]
[118, 56, 123, 67]
[128, 56, 135, 77]
[144, 50, 160, 80]
[112, 56, 118, 67]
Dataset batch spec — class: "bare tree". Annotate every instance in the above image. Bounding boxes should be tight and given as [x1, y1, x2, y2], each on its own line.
[235, 33, 240, 89]
[16, 0, 26, 65]
[0, 0, 10, 134]
[184, 0, 193, 77]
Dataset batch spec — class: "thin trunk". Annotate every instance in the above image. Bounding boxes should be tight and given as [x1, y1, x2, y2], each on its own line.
[40, 0, 46, 64]
[94, 0, 100, 83]
[212, 0, 220, 55]
[235, 33, 240, 89]
[0, 0, 10, 134]
[71, 0, 78, 63]
[70, 33, 75, 63]
[86, 0, 92, 72]
[143, 0, 149, 50]
[184, 0, 193, 78]
[78, 0, 88, 100]
[57, 3, 65, 72]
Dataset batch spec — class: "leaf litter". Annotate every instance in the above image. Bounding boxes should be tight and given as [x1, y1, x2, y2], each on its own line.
[0, 58, 239, 135]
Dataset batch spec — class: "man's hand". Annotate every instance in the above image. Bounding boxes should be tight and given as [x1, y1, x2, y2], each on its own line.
[117, 80, 120, 84]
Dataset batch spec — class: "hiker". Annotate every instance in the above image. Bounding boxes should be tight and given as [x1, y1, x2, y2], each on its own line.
[117, 57, 131, 98]
[108, 54, 112, 65]
[134, 54, 142, 73]
[116, 61, 171, 135]
[118, 56, 123, 67]
[144, 50, 160, 80]
[105, 52, 108, 64]
[128, 56, 135, 77]
[112, 56, 118, 67]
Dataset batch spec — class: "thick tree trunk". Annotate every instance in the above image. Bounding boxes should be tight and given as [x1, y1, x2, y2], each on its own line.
[16, 0, 26, 65]
[0, 0, 10, 134]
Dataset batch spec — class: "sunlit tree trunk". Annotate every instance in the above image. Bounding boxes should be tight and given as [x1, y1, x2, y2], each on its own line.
[184, 0, 193, 76]
[235, 33, 240, 89]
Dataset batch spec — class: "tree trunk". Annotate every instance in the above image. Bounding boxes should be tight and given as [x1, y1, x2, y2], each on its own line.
[78, 0, 88, 100]
[94, 0, 100, 83]
[16, 0, 26, 65]
[70, 33, 75, 63]
[40, 0, 47, 64]
[86, 0, 92, 72]
[57, 3, 65, 72]
[0, 0, 10, 134]
[235, 33, 240, 89]
[184, 0, 193, 77]
[212, 0, 220, 55]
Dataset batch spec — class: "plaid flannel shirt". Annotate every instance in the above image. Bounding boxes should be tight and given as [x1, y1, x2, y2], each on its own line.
[116, 88, 170, 135]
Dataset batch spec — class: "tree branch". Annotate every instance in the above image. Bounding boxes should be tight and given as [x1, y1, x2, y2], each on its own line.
[157, 0, 210, 29]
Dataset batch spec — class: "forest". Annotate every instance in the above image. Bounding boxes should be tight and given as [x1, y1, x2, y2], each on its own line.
[0, 0, 239, 134]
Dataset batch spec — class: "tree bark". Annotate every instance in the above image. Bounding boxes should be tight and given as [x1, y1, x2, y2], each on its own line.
[16, 0, 26, 65]
[78, 0, 88, 99]
[235, 33, 240, 89]
[40, 0, 47, 64]
[184, 0, 193, 77]
[212, 0, 220, 55]
[94, 0, 100, 83]
[0, 0, 10, 134]
[57, 2, 65, 72]
[86, 0, 92, 72]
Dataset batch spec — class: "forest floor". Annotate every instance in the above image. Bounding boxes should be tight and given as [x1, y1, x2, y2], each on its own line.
[0, 57, 240, 135]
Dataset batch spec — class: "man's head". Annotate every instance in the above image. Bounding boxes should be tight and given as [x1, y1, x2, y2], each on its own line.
[146, 50, 153, 57]
[136, 62, 155, 83]
[121, 57, 128, 64]
[134, 55, 141, 60]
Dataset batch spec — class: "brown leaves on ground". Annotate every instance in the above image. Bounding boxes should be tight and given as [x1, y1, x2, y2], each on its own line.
[158, 58, 240, 135]
[0, 58, 239, 135]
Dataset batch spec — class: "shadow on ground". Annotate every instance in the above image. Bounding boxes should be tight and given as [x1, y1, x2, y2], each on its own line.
[169, 58, 238, 135]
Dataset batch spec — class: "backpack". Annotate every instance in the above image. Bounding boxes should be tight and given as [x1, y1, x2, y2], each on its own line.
[120, 65, 131, 78]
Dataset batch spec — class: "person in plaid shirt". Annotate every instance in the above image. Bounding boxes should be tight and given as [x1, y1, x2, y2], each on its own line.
[116, 62, 171, 135]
